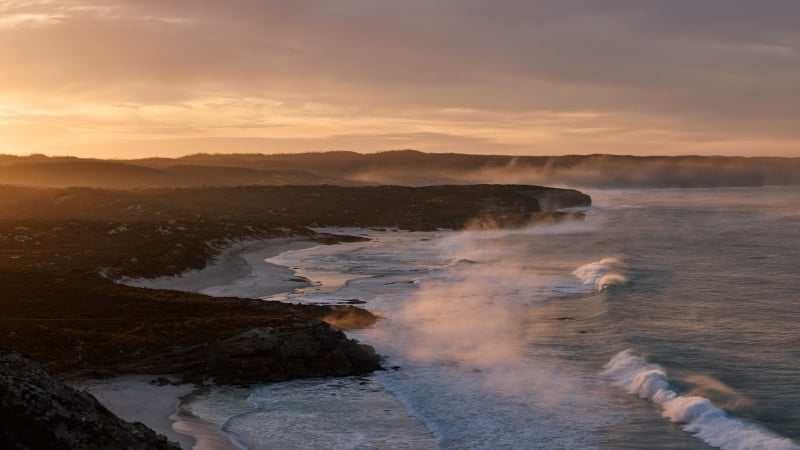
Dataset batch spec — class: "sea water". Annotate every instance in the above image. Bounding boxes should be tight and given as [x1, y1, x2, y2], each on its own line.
[181, 186, 800, 450]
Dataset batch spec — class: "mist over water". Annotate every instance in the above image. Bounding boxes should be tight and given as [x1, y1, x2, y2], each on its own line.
[185, 186, 800, 450]
[346, 155, 800, 189]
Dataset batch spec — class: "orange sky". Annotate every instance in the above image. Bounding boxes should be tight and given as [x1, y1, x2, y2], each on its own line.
[1, 1, 799, 158]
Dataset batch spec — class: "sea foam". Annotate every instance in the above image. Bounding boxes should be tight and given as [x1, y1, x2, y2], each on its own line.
[602, 350, 800, 450]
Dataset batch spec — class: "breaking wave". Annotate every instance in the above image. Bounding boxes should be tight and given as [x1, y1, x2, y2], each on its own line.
[602, 350, 800, 450]
[572, 257, 629, 292]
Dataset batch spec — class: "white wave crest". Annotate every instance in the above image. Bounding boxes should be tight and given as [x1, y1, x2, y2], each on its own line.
[572, 257, 628, 292]
[602, 350, 800, 450]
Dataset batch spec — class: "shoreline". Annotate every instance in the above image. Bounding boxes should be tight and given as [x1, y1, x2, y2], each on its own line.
[123, 237, 319, 299]
[172, 401, 241, 450]
[102, 237, 325, 449]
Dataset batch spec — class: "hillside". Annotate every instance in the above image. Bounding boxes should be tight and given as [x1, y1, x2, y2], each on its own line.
[2, 151, 799, 188]
[0, 158, 349, 188]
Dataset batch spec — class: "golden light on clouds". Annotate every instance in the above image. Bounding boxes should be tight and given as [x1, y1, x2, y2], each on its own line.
[1, 0, 799, 158]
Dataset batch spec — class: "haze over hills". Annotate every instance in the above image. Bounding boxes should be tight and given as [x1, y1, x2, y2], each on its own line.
[0, 158, 349, 188]
[2, 150, 799, 189]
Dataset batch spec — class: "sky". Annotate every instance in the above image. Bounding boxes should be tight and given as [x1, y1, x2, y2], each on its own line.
[1, 0, 799, 158]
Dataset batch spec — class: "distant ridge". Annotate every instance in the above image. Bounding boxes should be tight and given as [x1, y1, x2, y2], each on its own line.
[2, 150, 799, 188]
[0, 158, 349, 188]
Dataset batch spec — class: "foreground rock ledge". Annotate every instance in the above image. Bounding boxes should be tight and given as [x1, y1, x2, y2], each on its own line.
[0, 350, 180, 450]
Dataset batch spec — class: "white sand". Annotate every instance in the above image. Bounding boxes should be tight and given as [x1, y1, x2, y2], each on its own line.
[77, 375, 198, 449]
[123, 238, 319, 299]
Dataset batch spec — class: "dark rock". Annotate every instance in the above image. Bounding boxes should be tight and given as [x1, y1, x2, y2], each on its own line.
[119, 321, 381, 385]
[311, 233, 371, 245]
[0, 349, 180, 450]
[341, 299, 366, 305]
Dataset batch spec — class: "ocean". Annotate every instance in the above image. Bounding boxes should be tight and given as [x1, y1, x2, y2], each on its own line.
[180, 186, 800, 450]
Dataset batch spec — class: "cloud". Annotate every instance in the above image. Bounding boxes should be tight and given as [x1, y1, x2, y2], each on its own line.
[1, 0, 799, 156]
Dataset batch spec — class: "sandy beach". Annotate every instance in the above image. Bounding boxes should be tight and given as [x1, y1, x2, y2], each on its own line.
[123, 237, 319, 299]
[93, 238, 322, 449]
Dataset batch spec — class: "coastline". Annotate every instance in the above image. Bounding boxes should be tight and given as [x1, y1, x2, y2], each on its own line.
[123, 237, 319, 298]
[172, 403, 241, 450]
[98, 237, 324, 449]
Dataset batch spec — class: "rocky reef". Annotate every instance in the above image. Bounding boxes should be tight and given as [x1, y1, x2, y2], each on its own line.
[0, 349, 180, 450]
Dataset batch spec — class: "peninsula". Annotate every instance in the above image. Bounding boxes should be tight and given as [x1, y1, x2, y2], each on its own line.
[0, 181, 590, 448]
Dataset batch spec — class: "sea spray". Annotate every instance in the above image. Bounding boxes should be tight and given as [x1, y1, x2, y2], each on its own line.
[378, 226, 598, 367]
[602, 350, 800, 450]
[270, 226, 618, 448]
[374, 261, 529, 367]
[437, 221, 597, 261]
[154, 187, 800, 449]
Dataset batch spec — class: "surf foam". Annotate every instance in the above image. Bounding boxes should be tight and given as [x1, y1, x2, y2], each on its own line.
[602, 350, 799, 450]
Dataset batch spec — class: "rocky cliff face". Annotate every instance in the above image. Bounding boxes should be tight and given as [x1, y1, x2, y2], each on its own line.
[0, 350, 180, 450]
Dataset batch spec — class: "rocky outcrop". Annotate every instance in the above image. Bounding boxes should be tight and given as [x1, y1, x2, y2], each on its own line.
[0, 349, 180, 450]
[117, 321, 382, 385]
